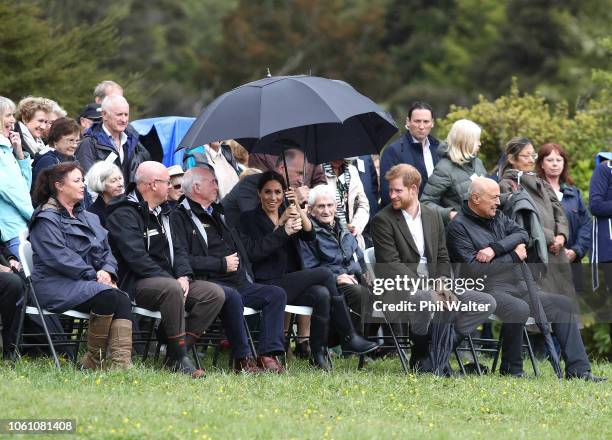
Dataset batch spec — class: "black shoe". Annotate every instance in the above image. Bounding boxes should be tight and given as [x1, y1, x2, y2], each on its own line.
[341, 334, 378, 355]
[567, 371, 607, 382]
[309, 348, 331, 371]
[294, 340, 311, 359]
[170, 355, 205, 379]
[500, 369, 525, 378]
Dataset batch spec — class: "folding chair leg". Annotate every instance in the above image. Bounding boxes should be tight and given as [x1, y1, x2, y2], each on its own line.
[142, 318, 156, 362]
[30, 286, 61, 369]
[466, 334, 483, 376]
[491, 333, 502, 374]
[192, 345, 202, 370]
[523, 328, 539, 377]
[384, 314, 410, 374]
[244, 318, 257, 358]
[73, 319, 87, 366]
[455, 349, 467, 375]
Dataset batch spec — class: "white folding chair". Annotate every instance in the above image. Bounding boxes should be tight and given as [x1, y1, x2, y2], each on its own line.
[14, 239, 89, 369]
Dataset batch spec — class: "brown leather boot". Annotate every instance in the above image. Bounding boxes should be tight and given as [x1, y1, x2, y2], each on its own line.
[234, 357, 263, 374]
[107, 319, 133, 370]
[256, 355, 286, 373]
[81, 313, 113, 370]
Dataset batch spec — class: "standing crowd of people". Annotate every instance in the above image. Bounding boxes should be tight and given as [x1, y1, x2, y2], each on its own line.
[0, 84, 610, 381]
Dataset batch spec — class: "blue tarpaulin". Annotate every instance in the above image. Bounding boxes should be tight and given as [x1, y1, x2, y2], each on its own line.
[131, 116, 195, 166]
[596, 151, 612, 166]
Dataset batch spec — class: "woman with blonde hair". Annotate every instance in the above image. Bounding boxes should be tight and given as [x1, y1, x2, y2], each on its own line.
[14, 96, 52, 156]
[421, 119, 488, 224]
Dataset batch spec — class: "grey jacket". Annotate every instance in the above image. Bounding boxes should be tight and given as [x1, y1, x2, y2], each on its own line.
[421, 143, 488, 225]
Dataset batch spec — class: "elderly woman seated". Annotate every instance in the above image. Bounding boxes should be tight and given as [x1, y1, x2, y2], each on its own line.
[299, 184, 371, 335]
[85, 162, 125, 227]
[30, 163, 133, 370]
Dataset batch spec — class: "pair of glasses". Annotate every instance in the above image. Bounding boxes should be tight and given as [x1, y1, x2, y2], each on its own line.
[152, 179, 171, 186]
[518, 153, 538, 160]
[172, 184, 182, 190]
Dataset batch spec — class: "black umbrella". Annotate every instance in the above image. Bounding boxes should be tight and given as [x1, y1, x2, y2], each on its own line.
[429, 308, 456, 376]
[178, 75, 398, 165]
[520, 262, 564, 378]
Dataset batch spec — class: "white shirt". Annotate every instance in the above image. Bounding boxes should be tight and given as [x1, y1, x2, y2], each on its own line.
[555, 189, 563, 201]
[401, 203, 428, 266]
[205, 146, 239, 199]
[102, 124, 128, 163]
[412, 134, 434, 177]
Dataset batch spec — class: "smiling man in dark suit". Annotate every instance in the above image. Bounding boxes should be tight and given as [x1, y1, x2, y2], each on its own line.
[371, 164, 495, 372]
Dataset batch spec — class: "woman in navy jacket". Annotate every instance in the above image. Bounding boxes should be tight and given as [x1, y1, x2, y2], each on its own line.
[240, 171, 377, 370]
[589, 158, 612, 288]
[536, 143, 592, 293]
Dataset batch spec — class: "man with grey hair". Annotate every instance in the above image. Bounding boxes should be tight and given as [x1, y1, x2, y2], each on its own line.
[171, 166, 289, 373]
[106, 161, 225, 378]
[94, 80, 124, 104]
[447, 177, 604, 381]
[76, 94, 149, 183]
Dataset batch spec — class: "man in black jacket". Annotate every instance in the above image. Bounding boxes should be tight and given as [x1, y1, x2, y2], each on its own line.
[171, 167, 289, 373]
[0, 233, 24, 358]
[447, 177, 604, 381]
[106, 161, 224, 379]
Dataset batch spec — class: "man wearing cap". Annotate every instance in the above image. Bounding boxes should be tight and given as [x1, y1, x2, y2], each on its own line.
[76, 95, 150, 184]
[78, 103, 102, 135]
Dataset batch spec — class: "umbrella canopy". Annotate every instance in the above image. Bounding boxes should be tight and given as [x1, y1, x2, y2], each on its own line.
[520, 262, 563, 378]
[132, 116, 195, 166]
[178, 75, 397, 164]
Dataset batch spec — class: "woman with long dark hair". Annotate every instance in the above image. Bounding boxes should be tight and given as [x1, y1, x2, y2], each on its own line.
[240, 171, 377, 370]
[30, 163, 133, 370]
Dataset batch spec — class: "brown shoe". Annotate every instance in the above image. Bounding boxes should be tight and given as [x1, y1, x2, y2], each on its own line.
[234, 357, 263, 374]
[256, 355, 285, 374]
[81, 313, 113, 370]
[107, 319, 133, 370]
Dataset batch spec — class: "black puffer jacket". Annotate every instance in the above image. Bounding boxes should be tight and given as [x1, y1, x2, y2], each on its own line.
[105, 189, 192, 299]
[446, 201, 529, 290]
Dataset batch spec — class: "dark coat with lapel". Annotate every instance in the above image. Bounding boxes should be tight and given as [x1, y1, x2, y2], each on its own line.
[371, 202, 450, 281]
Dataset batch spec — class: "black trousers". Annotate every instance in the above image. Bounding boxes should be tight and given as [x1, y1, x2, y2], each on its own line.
[265, 267, 342, 351]
[0, 272, 24, 356]
[73, 289, 132, 320]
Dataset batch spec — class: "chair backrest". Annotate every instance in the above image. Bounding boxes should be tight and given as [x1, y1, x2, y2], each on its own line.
[18, 240, 34, 278]
[363, 247, 377, 282]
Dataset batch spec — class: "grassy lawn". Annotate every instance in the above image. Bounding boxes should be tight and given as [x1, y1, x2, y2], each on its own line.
[1, 354, 611, 440]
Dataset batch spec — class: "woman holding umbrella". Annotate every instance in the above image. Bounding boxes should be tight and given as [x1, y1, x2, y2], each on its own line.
[240, 171, 378, 370]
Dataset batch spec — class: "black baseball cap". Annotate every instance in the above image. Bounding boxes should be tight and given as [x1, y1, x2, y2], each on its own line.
[78, 103, 102, 121]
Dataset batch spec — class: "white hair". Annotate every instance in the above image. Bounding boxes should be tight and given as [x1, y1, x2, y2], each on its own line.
[0, 96, 16, 120]
[182, 167, 215, 196]
[101, 94, 128, 112]
[85, 161, 123, 194]
[308, 184, 337, 206]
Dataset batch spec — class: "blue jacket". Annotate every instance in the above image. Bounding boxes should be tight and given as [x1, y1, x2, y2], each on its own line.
[299, 217, 363, 276]
[76, 122, 149, 184]
[559, 184, 592, 260]
[29, 198, 119, 312]
[0, 140, 33, 241]
[589, 161, 612, 263]
[31, 150, 74, 187]
[379, 132, 439, 206]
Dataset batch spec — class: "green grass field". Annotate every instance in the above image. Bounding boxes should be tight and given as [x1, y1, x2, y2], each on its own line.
[2, 354, 611, 440]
